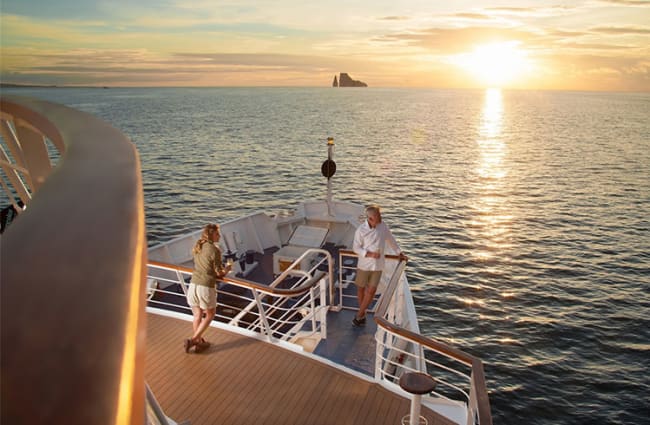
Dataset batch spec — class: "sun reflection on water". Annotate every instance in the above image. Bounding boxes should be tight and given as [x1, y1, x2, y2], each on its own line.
[469, 88, 512, 265]
[457, 297, 487, 307]
[477, 88, 507, 180]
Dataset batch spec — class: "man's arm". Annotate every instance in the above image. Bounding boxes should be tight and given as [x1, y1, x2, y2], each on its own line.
[352, 227, 367, 258]
[383, 224, 408, 261]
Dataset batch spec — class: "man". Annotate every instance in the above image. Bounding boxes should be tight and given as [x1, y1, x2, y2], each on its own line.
[352, 205, 407, 326]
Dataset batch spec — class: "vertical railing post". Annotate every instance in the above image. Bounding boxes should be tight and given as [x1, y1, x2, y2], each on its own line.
[177, 270, 188, 295]
[467, 370, 478, 425]
[319, 277, 328, 339]
[374, 328, 385, 381]
[337, 251, 344, 309]
[309, 286, 317, 334]
[252, 290, 275, 343]
[145, 383, 172, 425]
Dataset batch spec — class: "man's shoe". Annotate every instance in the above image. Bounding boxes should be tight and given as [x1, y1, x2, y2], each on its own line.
[352, 316, 366, 327]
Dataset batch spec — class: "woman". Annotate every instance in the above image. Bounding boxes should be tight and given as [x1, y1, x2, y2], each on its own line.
[184, 223, 231, 353]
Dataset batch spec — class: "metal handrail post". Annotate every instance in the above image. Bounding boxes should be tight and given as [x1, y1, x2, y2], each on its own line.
[310, 287, 317, 335]
[252, 290, 275, 343]
[145, 383, 172, 425]
[319, 277, 328, 339]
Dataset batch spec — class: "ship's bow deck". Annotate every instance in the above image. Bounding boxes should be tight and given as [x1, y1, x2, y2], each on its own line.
[145, 312, 455, 425]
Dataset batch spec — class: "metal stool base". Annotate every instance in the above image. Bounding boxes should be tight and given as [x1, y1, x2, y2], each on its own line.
[400, 414, 428, 425]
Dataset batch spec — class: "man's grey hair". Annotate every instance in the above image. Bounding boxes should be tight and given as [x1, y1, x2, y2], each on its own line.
[365, 205, 381, 217]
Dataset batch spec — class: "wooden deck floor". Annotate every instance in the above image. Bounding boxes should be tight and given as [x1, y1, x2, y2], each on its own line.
[145, 312, 456, 425]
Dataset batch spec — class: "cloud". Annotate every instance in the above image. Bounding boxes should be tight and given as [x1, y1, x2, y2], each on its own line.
[375, 26, 541, 53]
[452, 13, 491, 20]
[485, 7, 536, 13]
[548, 29, 589, 38]
[377, 16, 410, 21]
[529, 51, 650, 91]
[558, 42, 636, 50]
[171, 53, 333, 71]
[547, 52, 649, 74]
[590, 26, 650, 35]
[596, 0, 650, 5]
[0, 48, 381, 87]
[482, 5, 576, 18]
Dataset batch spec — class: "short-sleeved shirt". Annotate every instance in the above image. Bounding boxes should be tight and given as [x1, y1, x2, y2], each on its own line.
[191, 242, 223, 288]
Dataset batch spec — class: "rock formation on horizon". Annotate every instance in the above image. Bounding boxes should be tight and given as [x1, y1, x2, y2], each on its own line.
[334, 73, 367, 87]
[333, 75, 338, 87]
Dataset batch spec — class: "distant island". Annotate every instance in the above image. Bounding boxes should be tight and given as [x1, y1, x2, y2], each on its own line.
[332, 73, 367, 87]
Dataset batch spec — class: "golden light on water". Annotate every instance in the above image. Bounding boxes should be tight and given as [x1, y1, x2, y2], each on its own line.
[477, 89, 507, 180]
[473, 250, 494, 262]
[469, 88, 511, 265]
[458, 297, 487, 307]
[481, 88, 503, 138]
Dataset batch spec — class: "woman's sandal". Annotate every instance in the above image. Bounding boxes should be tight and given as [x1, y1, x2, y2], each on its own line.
[184, 338, 196, 353]
[195, 338, 210, 353]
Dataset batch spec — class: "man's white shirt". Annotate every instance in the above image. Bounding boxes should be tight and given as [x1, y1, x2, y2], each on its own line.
[353, 220, 401, 271]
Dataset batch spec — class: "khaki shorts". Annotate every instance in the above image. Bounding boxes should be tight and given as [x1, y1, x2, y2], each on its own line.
[186, 283, 217, 310]
[354, 269, 383, 288]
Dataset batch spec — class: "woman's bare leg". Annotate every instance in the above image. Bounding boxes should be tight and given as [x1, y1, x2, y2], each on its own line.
[192, 307, 216, 341]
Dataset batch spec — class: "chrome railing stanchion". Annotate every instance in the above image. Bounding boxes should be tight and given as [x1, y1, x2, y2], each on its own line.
[253, 290, 275, 343]
[319, 277, 328, 339]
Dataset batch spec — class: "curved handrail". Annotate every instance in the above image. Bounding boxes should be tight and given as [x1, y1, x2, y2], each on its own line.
[148, 259, 326, 297]
[372, 265, 492, 425]
[1, 95, 147, 425]
[375, 316, 492, 424]
[269, 247, 333, 292]
[147, 259, 329, 342]
[373, 259, 408, 318]
[339, 248, 402, 261]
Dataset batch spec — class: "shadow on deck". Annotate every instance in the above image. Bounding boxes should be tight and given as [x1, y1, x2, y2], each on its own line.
[314, 309, 377, 375]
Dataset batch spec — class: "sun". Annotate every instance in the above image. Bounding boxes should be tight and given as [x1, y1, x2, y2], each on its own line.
[453, 41, 530, 87]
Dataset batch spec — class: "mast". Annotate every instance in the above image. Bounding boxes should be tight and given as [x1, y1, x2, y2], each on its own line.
[321, 137, 336, 216]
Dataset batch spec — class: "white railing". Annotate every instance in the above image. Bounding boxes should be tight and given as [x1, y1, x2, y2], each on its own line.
[145, 384, 172, 425]
[372, 261, 492, 425]
[147, 251, 332, 344]
[336, 248, 492, 425]
[1, 96, 65, 221]
[337, 249, 406, 314]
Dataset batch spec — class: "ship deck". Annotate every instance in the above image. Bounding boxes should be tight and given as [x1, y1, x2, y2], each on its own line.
[145, 312, 455, 425]
[151, 244, 385, 375]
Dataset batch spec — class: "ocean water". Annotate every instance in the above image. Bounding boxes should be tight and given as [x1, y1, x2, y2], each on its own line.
[3, 87, 649, 424]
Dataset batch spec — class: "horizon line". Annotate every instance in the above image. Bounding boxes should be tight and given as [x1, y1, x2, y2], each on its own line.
[2, 83, 649, 94]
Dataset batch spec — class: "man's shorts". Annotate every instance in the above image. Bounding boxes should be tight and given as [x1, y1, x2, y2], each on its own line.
[186, 283, 217, 309]
[354, 269, 383, 288]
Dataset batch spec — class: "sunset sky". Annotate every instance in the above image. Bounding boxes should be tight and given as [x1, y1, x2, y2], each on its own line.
[1, 0, 649, 91]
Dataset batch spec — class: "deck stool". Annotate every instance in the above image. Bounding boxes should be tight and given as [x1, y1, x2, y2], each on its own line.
[399, 372, 436, 425]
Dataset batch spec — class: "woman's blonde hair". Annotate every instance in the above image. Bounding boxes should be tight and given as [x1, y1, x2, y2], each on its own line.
[192, 223, 220, 255]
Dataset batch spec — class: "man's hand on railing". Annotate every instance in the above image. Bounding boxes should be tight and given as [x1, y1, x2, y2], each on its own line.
[398, 252, 408, 262]
[365, 250, 381, 258]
